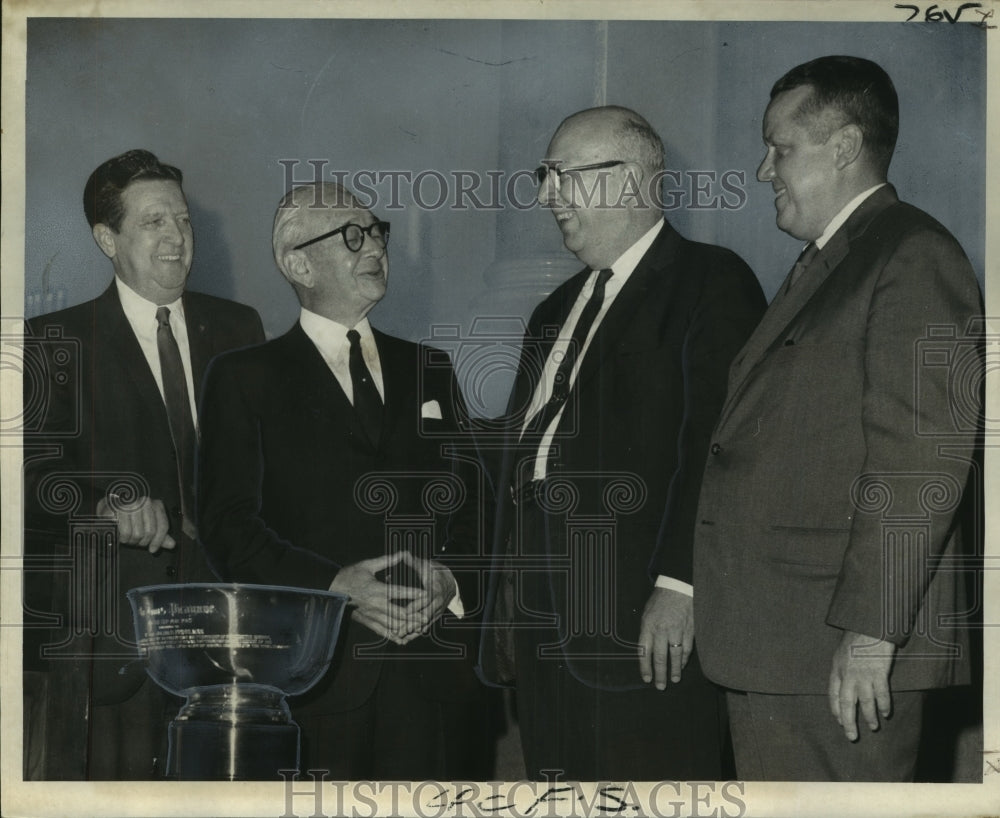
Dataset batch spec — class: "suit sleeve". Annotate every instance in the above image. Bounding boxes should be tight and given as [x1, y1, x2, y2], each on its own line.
[22, 318, 88, 669]
[418, 347, 491, 615]
[22, 315, 120, 525]
[649, 251, 767, 583]
[197, 353, 341, 588]
[826, 228, 982, 644]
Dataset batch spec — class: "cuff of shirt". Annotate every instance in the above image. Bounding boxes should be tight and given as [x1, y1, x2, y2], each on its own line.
[655, 575, 693, 597]
[442, 567, 465, 618]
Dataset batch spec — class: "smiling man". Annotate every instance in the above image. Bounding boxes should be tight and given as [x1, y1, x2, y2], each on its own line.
[692, 56, 983, 781]
[196, 182, 491, 779]
[479, 106, 765, 780]
[22, 149, 264, 779]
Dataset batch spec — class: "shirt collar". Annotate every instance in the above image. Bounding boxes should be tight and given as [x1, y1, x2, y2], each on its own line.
[607, 218, 664, 276]
[815, 183, 885, 250]
[299, 307, 373, 352]
[115, 276, 184, 327]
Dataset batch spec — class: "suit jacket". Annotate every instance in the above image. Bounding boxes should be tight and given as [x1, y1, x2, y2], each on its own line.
[197, 323, 484, 714]
[693, 185, 983, 695]
[480, 221, 766, 690]
[22, 283, 264, 774]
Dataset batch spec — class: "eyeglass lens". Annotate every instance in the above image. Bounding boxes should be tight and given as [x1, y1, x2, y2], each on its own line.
[344, 221, 389, 251]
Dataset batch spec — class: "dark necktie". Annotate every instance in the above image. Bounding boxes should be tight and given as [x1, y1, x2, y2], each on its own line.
[787, 242, 819, 291]
[526, 267, 613, 436]
[347, 329, 383, 447]
[155, 306, 197, 538]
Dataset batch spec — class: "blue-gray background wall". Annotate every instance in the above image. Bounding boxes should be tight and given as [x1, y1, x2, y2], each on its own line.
[24, 18, 986, 416]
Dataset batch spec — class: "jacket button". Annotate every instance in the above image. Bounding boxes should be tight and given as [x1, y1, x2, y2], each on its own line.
[784, 338, 795, 346]
[710, 443, 722, 455]
[165, 565, 177, 577]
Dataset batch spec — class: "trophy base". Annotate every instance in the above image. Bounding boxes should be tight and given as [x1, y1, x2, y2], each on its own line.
[167, 719, 300, 780]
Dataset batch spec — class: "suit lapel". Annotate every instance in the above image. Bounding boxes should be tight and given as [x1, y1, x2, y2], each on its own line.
[575, 221, 679, 392]
[506, 222, 678, 425]
[372, 329, 409, 447]
[286, 322, 378, 450]
[721, 185, 899, 419]
[94, 284, 169, 423]
[723, 244, 840, 395]
[506, 274, 586, 421]
[182, 293, 212, 403]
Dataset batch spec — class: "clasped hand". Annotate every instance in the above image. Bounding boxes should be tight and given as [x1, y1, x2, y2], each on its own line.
[330, 551, 453, 645]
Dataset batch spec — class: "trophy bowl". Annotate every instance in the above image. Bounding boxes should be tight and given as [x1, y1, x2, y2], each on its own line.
[127, 583, 349, 780]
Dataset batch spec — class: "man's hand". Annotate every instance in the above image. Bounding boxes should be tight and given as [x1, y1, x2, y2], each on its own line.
[399, 558, 458, 635]
[638, 587, 693, 688]
[828, 630, 896, 741]
[96, 494, 176, 553]
[329, 552, 425, 645]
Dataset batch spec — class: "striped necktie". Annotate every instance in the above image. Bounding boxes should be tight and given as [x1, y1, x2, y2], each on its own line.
[526, 267, 613, 436]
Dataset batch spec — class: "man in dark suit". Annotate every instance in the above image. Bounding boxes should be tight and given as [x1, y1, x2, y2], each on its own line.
[22, 149, 265, 779]
[479, 106, 766, 780]
[197, 182, 491, 779]
[693, 56, 983, 781]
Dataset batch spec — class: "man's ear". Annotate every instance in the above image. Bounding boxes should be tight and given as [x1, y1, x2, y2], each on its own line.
[92, 223, 116, 260]
[619, 161, 649, 208]
[281, 249, 314, 289]
[833, 123, 864, 170]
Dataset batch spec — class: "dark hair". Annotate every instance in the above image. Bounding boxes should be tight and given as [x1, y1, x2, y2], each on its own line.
[771, 55, 899, 175]
[83, 149, 184, 230]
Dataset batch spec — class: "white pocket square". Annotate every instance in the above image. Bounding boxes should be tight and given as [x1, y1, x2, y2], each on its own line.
[421, 399, 443, 419]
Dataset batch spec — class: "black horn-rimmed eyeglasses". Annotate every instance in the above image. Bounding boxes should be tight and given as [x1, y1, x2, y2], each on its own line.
[293, 220, 390, 252]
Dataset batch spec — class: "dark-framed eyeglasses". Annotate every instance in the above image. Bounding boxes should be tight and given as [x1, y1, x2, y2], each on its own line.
[534, 160, 625, 188]
[293, 220, 390, 252]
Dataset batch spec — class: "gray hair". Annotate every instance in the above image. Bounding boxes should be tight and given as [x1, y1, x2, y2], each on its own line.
[271, 181, 361, 275]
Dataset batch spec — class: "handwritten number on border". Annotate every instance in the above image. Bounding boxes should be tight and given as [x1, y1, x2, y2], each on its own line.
[895, 3, 983, 22]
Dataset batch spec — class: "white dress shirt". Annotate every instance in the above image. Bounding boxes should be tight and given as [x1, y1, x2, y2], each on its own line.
[299, 309, 384, 403]
[115, 277, 198, 429]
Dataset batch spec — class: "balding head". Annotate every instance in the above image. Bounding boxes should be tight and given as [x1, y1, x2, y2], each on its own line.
[540, 105, 665, 269]
[553, 106, 665, 182]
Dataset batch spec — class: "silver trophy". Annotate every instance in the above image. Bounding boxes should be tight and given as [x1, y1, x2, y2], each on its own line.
[127, 583, 348, 780]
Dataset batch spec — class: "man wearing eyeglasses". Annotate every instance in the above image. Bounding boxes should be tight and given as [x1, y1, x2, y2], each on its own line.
[480, 106, 766, 780]
[197, 182, 490, 779]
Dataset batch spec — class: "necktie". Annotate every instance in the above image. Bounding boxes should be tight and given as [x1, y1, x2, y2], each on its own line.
[347, 329, 383, 447]
[155, 307, 197, 538]
[526, 267, 613, 436]
[787, 242, 819, 290]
